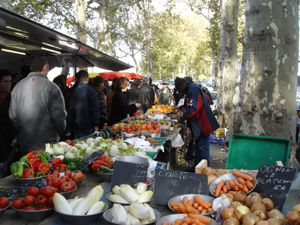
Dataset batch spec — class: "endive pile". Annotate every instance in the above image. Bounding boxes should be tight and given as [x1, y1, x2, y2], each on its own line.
[53, 185, 106, 215]
[109, 183, 153, 204]
[111, 203, 156, 224]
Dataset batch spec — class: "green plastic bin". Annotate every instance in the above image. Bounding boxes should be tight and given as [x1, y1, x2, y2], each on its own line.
[150, 137, 167, 146]
[226, 134, 291, 170]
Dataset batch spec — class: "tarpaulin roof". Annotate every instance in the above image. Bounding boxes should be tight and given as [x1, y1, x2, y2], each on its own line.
[0, 8, 132, 74]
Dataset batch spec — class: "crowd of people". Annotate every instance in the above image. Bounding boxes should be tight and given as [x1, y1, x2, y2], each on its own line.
[0, 56, 219, 178]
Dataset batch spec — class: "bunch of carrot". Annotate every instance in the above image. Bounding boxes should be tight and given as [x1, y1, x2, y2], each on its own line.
[162, 213, 211, 225]
[213, 171, 254, 197]
[170, 195, 213, 215]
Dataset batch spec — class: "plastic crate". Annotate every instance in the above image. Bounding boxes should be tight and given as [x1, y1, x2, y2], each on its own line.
[146, 151, 157, 159]
[209, 134, 225, 145]
[151, 137, 167, 146]
[226, 134, 291, 170]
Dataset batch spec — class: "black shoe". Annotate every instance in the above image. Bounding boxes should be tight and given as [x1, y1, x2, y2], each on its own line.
[184, 155, 194, 161]
[185, 166, 195, 172]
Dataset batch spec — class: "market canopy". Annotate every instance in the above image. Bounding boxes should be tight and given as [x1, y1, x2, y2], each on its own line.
[0, 8, 132, 74]
[98, 72, 143, 81]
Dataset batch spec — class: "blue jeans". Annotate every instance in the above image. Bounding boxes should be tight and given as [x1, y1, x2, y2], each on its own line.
[73, 128, 94, 139]
[194, 135, 210, 167]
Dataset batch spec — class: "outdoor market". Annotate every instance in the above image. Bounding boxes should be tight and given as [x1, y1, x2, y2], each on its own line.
[0, 2, 300, 225]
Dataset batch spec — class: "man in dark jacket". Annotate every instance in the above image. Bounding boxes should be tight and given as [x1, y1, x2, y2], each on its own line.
[69, 70, 99, 139]
[127, 79, 143, 105]
[140, 77, 155, 113]
[175, 77, 219, 168]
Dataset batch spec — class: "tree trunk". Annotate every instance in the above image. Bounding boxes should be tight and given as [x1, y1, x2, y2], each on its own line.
[218, 0, 239, 129]
[100, 9, 115, 57]
[232, 0, 299, 168]
[0, 0, 12, 11]
[76, 0, 87, 44]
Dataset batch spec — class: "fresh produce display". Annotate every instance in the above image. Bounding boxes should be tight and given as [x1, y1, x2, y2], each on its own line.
[11, 186, 55, 210]
[212, 171, 254, 197]
[53, 185, 105, 215]
[98, 128, 124, 139]
[161, 213, 211, 225]
[91, 155, 114, 172]
[0, 197, 9, 209]
[110, 202, 156, 224]
[170, 195, 214, 215]
[11, 150, 50, 178]
[285, 204, 300, 225]
[108, 183, 153, 204]
[220, 191, 289, 225]
[45, 170, 77, 192]
[46, 137, 148, 158]
[113, 120, 161, 134]
[50, 157, 82, 171]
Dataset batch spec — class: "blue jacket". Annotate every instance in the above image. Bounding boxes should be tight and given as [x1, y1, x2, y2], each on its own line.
[69, 83, 99, 129]
[182, 82, 219, 138]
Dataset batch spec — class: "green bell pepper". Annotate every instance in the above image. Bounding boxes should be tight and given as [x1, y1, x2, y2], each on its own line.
[41, 151, 50, 160]
[11, 161, 24, 177]
[36, 152, 48, 163]
[20, 155, 30, 169]
[66, 162, 80, 171]
[97, 166, 113, 174]
[35, 172, 46, 177]
[63, 157, 82, 166]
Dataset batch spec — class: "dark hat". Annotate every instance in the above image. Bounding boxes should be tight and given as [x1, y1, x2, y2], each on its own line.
[175, 77, 186, 90]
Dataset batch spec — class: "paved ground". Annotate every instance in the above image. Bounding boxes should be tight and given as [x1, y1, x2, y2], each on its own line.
[173, 143, 227, 172]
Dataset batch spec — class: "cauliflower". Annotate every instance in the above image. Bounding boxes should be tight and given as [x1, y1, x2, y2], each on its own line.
[86, 137, 94, 145]
[65, 151, 75, 159]
[110, 145, 119, 157]
[86, 147, 93, 155]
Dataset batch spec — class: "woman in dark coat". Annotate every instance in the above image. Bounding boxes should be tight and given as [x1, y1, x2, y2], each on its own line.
[108, 77, 141, 126]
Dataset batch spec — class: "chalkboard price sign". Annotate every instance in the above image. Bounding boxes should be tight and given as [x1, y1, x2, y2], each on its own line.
[110, 160, 148, 190]
[80, 150, 104, 170]
[153, 168, 208, 205]
[254, 164, 296, 211]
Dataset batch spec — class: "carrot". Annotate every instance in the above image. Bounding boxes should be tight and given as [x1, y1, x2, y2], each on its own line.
[237, 177, 246, 184]
[245, 180, 254, 189]
[233, 171, 253, 181]
[182, 223, 188, 225]
[170, 202, 180, 207]
[183, 217, 191, 224]
[171, 223, 176, 225]
[194, 195, 210, 209]
[190, 219, 205, 225]
[175, 219, 183, 225]
[233, 179, 239, 186]
[226, 180, 231, 191]
[197, 206, 203, 212]
[213, 190, 216, 194]
[188, 213, 211, 224]
[242, 185, 249, 193]
[207, 208, 213, 213]
[236, 182, 244, 190]
[186, 205, 200, 214]
[193, 202, 199, 208]
[214, 180, 225, 197]
[229, 180, 235, 188]
[179, 203, 187, 213]
[183, 196, 189, 205]
[222, 184, 228, 193]
[233, 186, 239, 191]
[200, 209, 207, 214]
[163, 222, 170, 225]
[187, 199, 194, 205]
[173, 205, 181, 212]
[228, 191, 237, 195]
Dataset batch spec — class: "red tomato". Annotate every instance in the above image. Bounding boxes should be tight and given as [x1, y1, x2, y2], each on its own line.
[64, 170, 72, 178]
[60, 175, 70, 181]
[12, 198, 23, 209]
[48, 196, 54, 208]
[0, 197, 9, 208]
[72, 172, 83, 181]
[41, 205, 49, 210]
[24, 205, 36, 211]
[52, 178, 63, 188]
[112, 126, 119, 131]
[23, 195, 35, 206]
[27, 186, 40, 197]
[61, 181, 72, 192]
[45, 174, 55, 182]
[40, 186, 56, 197]
[36, 195, 48, 206]
[51, 171, 60, 178]
[69, 181, 76, 190]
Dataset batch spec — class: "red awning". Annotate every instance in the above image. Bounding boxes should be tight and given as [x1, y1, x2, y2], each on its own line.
[98, 72, 143, 81]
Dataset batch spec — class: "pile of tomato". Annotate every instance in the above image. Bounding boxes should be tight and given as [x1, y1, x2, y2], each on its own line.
[45, 170, 83, 192]
[113, 121, 160, 134]
[11, 186, 55, 210]
[0, 197, 9, 209]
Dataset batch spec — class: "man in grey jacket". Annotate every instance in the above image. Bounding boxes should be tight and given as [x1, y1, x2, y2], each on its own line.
[9, 56, 66, 154]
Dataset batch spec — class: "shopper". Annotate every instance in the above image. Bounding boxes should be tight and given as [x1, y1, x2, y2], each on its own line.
[108, 77, 141, 125]
[9, 56, 66, 154]
[175, 77, 219, 169]
[140, 77, 155, 113]
[159, 86, 169, 105]
[69, 70, 99, 139]
[127, 79, 143, 105]
[93, 76, 107, 129]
